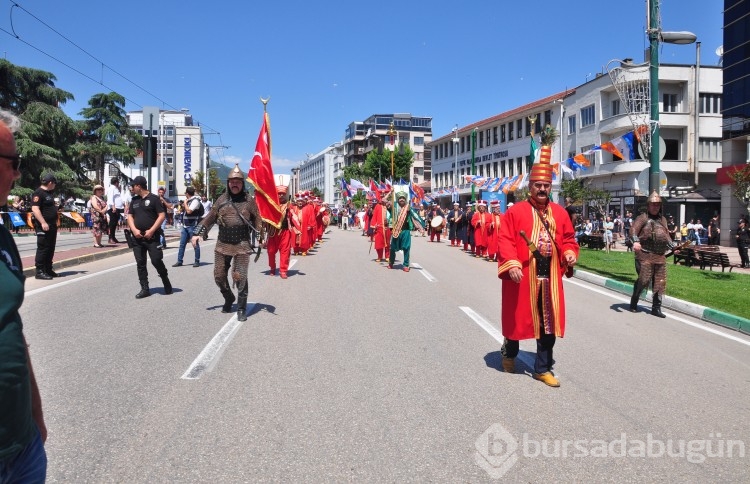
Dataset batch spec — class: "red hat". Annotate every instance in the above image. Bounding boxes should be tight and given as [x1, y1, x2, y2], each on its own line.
[529, 145, 553, 183]
[477, 200, 488, 207]
[490, 200, 500, 207]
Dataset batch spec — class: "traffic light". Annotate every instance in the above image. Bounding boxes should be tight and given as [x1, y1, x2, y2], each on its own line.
[143, 137, 157, 168]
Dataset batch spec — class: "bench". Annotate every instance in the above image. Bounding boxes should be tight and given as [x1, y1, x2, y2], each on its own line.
[698, 251, 733, 272]
[579, 234, 605, 250]
[673, 245, 720, 267]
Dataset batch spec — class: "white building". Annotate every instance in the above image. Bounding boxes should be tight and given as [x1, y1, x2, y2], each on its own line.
[430, 90, 571, 208]
[296, 142, 345, 205]
[123, 109, 206, 199]
[566, 61, 722, 222]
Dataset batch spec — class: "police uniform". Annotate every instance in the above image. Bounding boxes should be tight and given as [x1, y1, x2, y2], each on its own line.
[194, 164, 261, 321]
[31, 175, 58, 279]
[127, 176, 172, 299]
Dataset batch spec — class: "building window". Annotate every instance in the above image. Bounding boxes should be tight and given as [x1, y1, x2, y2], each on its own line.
[493, 126, 498, 145]
[517, 119, 523, 139]
[580, 144, 595, 166]
[479, 130, 484, 148]
[699, 138, 722, 161]
[461, 137, 465, 153]
[500, 125, 506, 143]
[581, 105, 595, 127]
[525, 117, 532, 137]
[568, 115, 577, 134]
[535, 114, 542, 134]
[664, 138, 679, 160]
[611, 99, 621, 116]
[508, 122, 514, 141]
[508, 161, 514, 177]
[486, 129, 491, 147]
[414, 136, 424, 145]
[544, 110, 552, 127]
[663, 93, 678, 113]
[699, 94, 721, 114]
[500, 160, 506, 178]
[493, 162, 498, 177]
[517, 157, 523, 175]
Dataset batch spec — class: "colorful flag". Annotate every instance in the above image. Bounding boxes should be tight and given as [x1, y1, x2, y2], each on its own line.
[247, 112, 283, 228]
[530, 137, 539, 164]
[611, 131, 636, 161]
[599, 141, 624, 160]
[340, 178, 351, 198]
[349, 178, 367, 191]
[573, 154, 591, 167]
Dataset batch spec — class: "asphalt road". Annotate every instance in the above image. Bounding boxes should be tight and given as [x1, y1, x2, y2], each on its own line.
[21, 228, 750, 482]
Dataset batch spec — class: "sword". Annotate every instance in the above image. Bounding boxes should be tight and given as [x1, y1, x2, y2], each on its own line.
[520, 230, 574, 278]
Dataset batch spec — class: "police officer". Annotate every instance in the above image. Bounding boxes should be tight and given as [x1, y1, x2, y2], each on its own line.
[30, 172, 59, 279]
[126, 176, 172, 299]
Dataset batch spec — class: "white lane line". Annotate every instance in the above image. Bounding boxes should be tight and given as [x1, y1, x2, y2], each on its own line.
[459, 306, 536, 370]
[289, 259, 298, 270]
[25, 263, 135, 296]
[181, 301, 257, 380]
[565, 278, 750, 348]
[411, 262, 436, 282]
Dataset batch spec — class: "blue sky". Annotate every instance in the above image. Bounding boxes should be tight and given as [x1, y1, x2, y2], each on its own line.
[1, 0, 723, 175]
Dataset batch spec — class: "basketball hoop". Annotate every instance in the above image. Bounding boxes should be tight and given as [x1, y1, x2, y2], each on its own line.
[606, 59, 652, 159]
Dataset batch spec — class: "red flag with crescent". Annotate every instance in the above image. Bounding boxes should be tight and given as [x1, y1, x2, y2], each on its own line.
[247, 112, 283, 229]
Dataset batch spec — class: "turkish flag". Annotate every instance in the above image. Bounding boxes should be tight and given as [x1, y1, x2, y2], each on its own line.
[247, 112, 283, 229]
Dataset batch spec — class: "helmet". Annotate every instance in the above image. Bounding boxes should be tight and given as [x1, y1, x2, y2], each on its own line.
[647, 191, 662, 204]
[227, 163, 245, 180]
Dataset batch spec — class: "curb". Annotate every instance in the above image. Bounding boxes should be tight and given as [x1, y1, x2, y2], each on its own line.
[573, 269, 750, 335]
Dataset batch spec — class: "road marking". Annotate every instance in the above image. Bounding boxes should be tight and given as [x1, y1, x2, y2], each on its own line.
[411, 263, 436, 282]
[459, 306, 536, 370]
[181, 302, 257, 380]
[565, 278, 750, 348]
[25, 263, 135, 297]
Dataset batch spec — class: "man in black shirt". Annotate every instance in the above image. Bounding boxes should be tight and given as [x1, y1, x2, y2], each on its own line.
[126, 176, 172, 299]
[30, 173, 59, 280]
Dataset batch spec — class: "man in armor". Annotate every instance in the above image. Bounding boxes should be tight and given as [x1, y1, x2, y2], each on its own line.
[629, 191, 675, 318]
[192, 164, 261, 321]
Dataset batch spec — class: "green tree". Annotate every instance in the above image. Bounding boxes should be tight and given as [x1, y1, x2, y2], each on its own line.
[728, 165, 750, 214]
[75, 92, 142, 184]
[310, 187, 322, 199]
[0, 59, 80, 196]
[560, 178, 587, 205]
[362, 143, 414, 182]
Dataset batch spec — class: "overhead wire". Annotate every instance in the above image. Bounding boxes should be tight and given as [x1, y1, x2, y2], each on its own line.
[3, 0, 227, 157]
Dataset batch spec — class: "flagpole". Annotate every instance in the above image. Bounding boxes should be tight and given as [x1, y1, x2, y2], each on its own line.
[387, 122, 397, 226]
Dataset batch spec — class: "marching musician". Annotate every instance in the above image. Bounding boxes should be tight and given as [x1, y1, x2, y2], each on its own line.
[488, 199, 504, 262]
[471, 200, 493, 259]
[462, 201, 475, 253]
[426, 202, 445, 243]
[447, 201, 463, 247]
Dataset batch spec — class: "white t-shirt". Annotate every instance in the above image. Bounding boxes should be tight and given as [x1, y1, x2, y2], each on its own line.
[105, 184, 124, 209]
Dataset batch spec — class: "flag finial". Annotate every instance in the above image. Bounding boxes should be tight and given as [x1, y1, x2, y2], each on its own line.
[260, 97, 270, 112]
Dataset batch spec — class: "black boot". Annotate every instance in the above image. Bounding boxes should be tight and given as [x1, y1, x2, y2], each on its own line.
[35, 270, 52, 280]
[629, 281, 643, 312]
[220, 289, 235, 313]
[161, 275, 173, 295]
[135, 282, 150, 299]
[651, 294, 666, 318]
[236, 282, 248, 321]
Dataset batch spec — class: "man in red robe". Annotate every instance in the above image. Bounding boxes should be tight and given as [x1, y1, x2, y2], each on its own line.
[497, 152, 578, 387]
[471, 200, 493, 258]
[291, 194, 308, 255]
[266, 178, 297, 279]
[371, 193, 391, 262]
[301, 193, 316, 255]
[488, 199, 504, 262]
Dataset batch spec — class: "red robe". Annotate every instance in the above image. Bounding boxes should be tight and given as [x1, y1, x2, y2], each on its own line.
[302, 203, 316, 250]
[290, 204, 309, 254]
[497, 200, 578, 340]
[488, 212, 504, 258]
[471, 210, 493, 249]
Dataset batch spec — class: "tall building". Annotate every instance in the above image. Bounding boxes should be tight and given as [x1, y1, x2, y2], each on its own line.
[343, 113, 432, 186]
[296, 142, 345, 205]
[720, 0, 750, 241]
[126, 109, 206, 199]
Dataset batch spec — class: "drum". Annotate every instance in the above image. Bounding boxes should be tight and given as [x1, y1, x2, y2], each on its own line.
[430, 215, 445, 232]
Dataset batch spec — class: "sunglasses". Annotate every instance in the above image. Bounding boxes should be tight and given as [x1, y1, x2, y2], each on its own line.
[0, 153, 21, 171]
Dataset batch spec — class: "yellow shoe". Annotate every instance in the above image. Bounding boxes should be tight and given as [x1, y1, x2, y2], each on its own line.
[501, 357, 515, 373]
[533, 372, 560, 387]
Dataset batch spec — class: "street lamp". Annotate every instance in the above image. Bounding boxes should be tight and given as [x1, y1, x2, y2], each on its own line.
[452, 124, 459, 204]
[648, 0, 696, 195]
